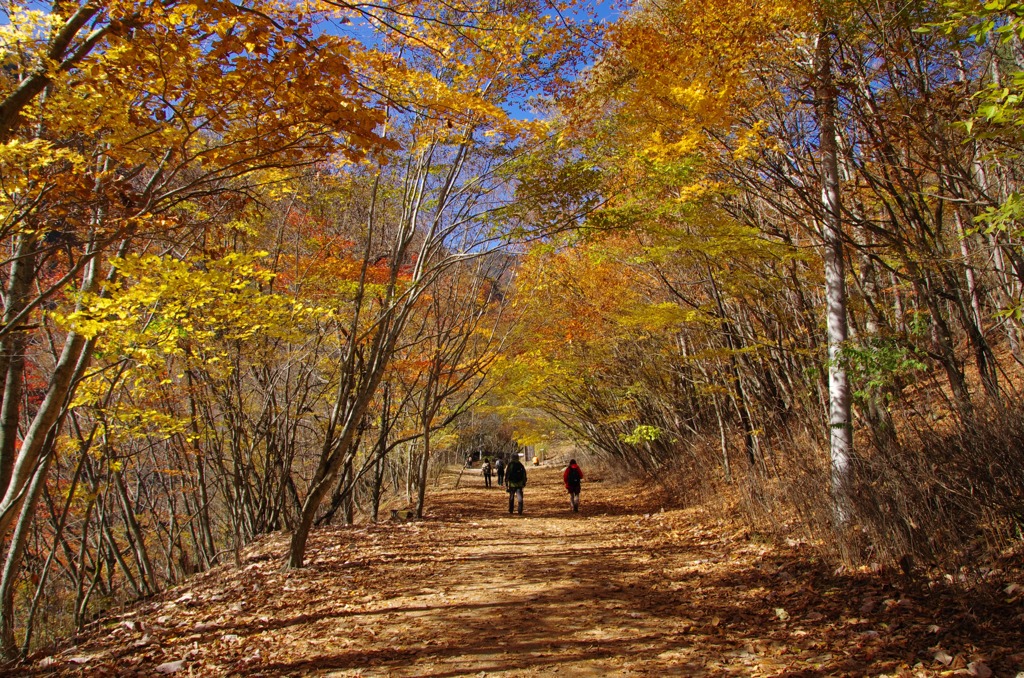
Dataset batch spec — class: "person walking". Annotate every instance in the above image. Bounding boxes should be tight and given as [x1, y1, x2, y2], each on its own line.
[563, 459, 584, 512]
[482, 458, 492, 488]
[495, 457, 505, 486]
[505, 453, 528, 514]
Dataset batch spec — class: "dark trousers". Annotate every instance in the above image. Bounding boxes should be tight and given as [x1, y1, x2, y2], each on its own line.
[496, 470, 504, 486]
[507, 487, 523, 514]
[484, 471, 492, 487]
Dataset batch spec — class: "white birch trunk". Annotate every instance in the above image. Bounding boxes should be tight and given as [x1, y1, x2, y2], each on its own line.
[815, 29, 854, 524]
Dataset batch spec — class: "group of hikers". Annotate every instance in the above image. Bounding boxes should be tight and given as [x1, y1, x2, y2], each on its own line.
[476, 454, 584, 514]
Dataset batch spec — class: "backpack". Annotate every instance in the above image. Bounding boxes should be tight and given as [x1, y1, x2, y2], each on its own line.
[506, 462, 526, 486]
[566, 466, 581, 486]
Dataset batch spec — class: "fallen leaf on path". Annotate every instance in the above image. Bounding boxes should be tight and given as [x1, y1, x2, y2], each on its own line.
[16, 465, 1024, 678]
[967, 660, 992, 677]
[155, 659, 185, 674]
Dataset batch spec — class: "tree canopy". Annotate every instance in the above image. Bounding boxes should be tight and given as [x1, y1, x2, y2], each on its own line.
[0, 0, 1022, 660]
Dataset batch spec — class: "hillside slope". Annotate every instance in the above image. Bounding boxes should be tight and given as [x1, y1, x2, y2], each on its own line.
[12, 464, 1024, 677]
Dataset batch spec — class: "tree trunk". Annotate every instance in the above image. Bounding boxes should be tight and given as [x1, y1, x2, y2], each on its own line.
[21, 443, 87, 655]
[415, 421, 431, 519]
[815, 28, 854, 523]
[371, 455, 386, 522]
[0, 436, 54, 658]
[0, 233, 38, 496]
[855, 243, 896, 449]
[287, 395, 371, 568]
[708, 268, 759, 468]
[713, 396, 732, 482]
[370, 386, 391, 523]
[920, 278, 973, 419]
[112, 470, 158, 595]
[0, 244, 103, 546]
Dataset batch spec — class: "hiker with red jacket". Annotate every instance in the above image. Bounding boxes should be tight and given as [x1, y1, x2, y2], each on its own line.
[563, 459, 584, 513]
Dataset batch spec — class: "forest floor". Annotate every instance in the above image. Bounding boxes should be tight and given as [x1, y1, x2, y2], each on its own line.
[13, 462, 1024, 677]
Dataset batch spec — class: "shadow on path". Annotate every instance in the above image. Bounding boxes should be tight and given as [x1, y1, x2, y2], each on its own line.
[19, 463, 1024, 677]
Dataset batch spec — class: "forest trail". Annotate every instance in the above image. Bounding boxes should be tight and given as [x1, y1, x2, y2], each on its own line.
[18, 463, 1024, 677]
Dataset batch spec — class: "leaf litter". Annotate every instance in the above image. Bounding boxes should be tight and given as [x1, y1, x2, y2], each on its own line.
[12, 465, 1024, 677]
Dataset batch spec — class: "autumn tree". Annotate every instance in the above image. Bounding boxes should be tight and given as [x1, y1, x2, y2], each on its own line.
[278, 0, 588, 567]
[503, 0, 1024, 565]
[0, 0, 386, 655]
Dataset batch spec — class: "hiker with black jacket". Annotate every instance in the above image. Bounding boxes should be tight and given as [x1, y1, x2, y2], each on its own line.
[563, 459, 584, 512]
[505, 454, 527, 514]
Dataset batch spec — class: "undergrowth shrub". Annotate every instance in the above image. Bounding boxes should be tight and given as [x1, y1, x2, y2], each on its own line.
[850, 403, 1024, 571]
[646, 400, 1024, 574]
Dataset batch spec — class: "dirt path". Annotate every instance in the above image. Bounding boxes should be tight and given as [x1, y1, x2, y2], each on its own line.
[19, 463, 1024, 677]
